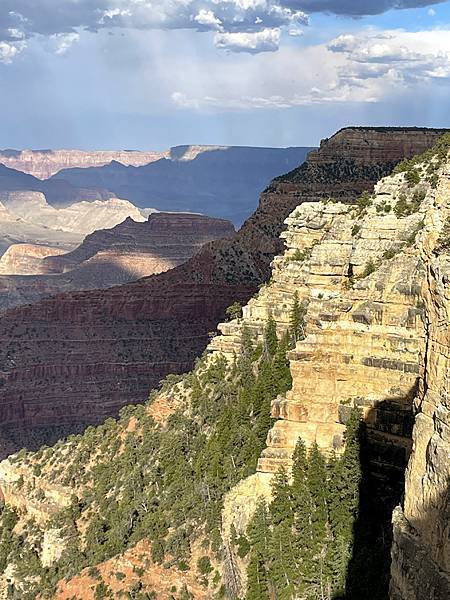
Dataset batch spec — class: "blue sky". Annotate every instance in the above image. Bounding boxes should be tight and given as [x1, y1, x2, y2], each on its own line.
[0, 1, 450, 150]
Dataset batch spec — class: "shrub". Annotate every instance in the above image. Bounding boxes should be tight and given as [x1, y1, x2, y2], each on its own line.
[362, 259, 377, 278]
[351, 224, 361, 237]
[197, 556, 213, 575]
[405, 169, 421, 187]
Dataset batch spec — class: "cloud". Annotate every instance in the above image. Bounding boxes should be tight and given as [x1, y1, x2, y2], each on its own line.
[169, 27, 450, 111]
[214, 28, 281, 53]
[52, 33, 80, 55]
[0, 40, 26, 63]
[328, 29, 450, 83]
[279, 1, 446, 17]
[0, 0, 445, 60]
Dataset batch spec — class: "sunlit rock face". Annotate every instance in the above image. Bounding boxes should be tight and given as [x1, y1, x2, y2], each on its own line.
[217, 145, 450, 599]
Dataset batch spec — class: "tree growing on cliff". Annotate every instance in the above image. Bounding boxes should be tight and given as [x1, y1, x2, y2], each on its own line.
[290, 292, 305, 345]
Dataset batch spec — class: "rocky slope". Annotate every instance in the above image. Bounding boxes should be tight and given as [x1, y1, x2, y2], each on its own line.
[0, 127, 444, 456]
[0, 213, 234, 311]
[0, 134, 448, 599]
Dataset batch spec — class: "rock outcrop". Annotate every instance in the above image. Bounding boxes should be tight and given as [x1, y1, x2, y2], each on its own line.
[0, 244, 66, 276]
[0, 127, 445, 454]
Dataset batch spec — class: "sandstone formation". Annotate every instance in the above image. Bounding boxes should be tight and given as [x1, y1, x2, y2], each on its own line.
[0, 244, 66, 276]
[0, 213, 235, 311]
[0, 200, 80, 256]
[0, 191, 148, 239]
[0, 191, 156, 268]
[0, 127, 445, 453]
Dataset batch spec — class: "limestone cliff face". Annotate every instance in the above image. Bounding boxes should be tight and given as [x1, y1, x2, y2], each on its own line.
[390, 164, 450, 600]
[217, 146, 450, 599]
[0, 128, 444, 454]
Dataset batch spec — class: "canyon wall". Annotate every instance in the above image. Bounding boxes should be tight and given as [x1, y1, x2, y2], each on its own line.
[0, 128, 446, 452]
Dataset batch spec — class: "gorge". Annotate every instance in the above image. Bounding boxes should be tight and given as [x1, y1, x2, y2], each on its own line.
[0, 130, 448, 599]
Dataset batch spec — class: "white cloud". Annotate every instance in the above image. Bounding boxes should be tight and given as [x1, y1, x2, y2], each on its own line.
[52, 33, 80, 55]
[168, 27, 450, 111]
[428, 8, 436, 15]
[214, 27, 281, 53]
[0, 40, 25, 63]
[193, 9, 222, 29]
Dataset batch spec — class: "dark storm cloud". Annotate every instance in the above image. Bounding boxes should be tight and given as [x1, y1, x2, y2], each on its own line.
[0, 0, 445, 57]
[279, 0, 446, 16]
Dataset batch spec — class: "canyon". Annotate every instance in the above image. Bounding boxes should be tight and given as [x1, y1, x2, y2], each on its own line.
[0, 212, 235, 311]
[0, 127, 446, 456]
[52, 146, 313, 224]
[0, 146, 244, 180]
[0, 133, 448, 599]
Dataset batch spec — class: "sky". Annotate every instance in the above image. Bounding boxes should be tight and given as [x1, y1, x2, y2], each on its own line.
[0, 1, 450, 150]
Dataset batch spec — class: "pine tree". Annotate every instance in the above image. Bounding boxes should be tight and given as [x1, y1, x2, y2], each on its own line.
[246, 501, 271, 600]
[268, 468, 297, 599]
[290, 292, 305, 345]
[264, 315, 278, 356]
[306, 443, 328, 550]
[273, 331, 293, 394]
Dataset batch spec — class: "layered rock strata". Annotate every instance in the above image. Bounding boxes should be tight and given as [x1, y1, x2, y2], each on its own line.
[0, 127, 445, 450]
[0, 213, 235, 311]
[0, 149, 169, 179]
[218, 145, 450, 599]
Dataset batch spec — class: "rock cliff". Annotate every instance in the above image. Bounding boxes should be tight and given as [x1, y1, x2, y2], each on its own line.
[0, 132, 448, 599]
[0, 127, 445, 455]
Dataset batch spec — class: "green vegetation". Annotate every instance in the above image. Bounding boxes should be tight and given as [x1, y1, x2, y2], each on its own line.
[292, 248, 312, 262]
[356, 191, 372, 211]
[394, 189, 425, 218]
[245, 409, 362, 600]
[225, 302, 242, 321]
[436, 216, 450, 252]
[362, 260, 377, 278]
[393, 132, 450, 188]
[0, 316, 296, 599]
